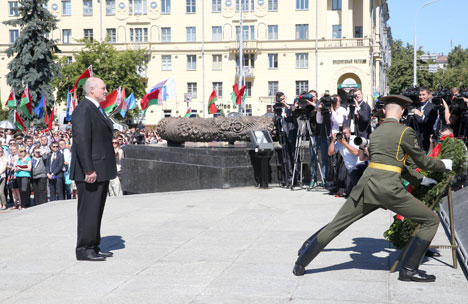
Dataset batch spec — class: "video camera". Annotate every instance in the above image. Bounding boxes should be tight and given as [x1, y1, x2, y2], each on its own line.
[431, 87, 451, 108]
[453, 85, 468, 112]
[319, 92, 338, 115]
[293, 93, 315, 117]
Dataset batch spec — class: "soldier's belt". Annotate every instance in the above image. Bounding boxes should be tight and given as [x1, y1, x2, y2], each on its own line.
[368, 162, 402, 174]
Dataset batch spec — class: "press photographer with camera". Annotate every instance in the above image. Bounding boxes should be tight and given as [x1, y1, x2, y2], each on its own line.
[440, 87, 468, 138]
[327, 125, 366, 197]
[413, 87, 437, 152]
[349, 89, 372, 138]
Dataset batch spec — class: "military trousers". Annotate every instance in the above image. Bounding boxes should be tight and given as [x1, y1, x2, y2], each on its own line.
[316, 195, 440, 246]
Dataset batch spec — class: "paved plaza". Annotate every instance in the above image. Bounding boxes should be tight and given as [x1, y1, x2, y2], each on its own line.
[0, 187, 466, 303]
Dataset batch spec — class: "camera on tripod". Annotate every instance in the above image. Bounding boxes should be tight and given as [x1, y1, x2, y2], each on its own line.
[319, 92, 338, 115]
[402, 87, 421, 116]
[293, 93, 315, 117]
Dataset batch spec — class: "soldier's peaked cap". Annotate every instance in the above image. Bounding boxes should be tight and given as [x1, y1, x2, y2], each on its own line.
[379, 95, 412, 108]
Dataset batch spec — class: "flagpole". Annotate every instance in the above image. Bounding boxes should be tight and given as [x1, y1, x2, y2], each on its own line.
[202, 0, 206, 118]
[239, 6, 244, 115]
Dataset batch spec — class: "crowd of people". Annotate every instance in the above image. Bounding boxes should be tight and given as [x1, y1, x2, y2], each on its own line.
[275, 87, 468, 197]
[0, 125, 164, 211]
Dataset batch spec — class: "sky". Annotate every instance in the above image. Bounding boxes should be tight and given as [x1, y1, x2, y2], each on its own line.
[387, 0, 468, 56]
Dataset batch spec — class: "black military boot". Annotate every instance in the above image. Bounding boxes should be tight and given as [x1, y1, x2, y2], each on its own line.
[297, 225, 327, 256]
[293, 237, 325, 276]
[398, 237, 436, 282]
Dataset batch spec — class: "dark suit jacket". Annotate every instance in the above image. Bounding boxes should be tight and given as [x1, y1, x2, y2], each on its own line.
[415, 101, 437, 151]
[356, 101, 371, 138]
[45, 150, 64, 177]
[70, 98, 117, 182]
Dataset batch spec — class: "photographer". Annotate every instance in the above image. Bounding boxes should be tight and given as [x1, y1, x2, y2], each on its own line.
[330, 95, 349, 135]
[303, 90, 321, 188]
[441, 87, 468, 137]
[275, 91, 298, 186]
[327, 126, 366, 197]
[413, 87, 437, 152]
[349, 89, 372, 138]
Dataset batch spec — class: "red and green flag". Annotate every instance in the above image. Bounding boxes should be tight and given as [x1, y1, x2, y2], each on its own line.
[70, 65, 93, 93]
[5, 89, 16, 109]
[46, 104, 57, 131]
[184, 107, 192, 117]
[20, 85, 33, 119]
[100, 88, 120, 113]
[231, 83, 246, 106]
[140, 88, 160, 113]
[208, 90, 218, 114]
[14, 111, 26, 132]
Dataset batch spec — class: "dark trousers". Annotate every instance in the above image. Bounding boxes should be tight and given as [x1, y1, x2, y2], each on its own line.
[76, 181, 109, 254]
[345, 163, 368, 197]
[17, 177, 31, 208]
[49, 176, 64, 201]
[31, 177, 48, 205]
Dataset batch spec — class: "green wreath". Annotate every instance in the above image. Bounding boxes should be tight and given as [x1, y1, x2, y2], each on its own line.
[383, 137, 468, 249]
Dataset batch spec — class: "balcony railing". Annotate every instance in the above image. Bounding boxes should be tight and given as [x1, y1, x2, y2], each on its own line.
[236, 66, 254, 78]
[317, 38, 371, 48]
[229, 40, 259, 53]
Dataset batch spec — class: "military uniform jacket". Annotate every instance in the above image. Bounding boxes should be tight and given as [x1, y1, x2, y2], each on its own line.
[349, 118, 445, 206]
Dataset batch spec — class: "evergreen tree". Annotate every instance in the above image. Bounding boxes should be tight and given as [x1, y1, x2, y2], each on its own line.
[3, 0, 60, 127]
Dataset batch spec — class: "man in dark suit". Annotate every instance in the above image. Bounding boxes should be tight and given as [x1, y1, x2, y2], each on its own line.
[350, 89, 372, 139]
[70, 77, 117, 262]
[46, 142, 64, 201]
[414, 87, 437, 153]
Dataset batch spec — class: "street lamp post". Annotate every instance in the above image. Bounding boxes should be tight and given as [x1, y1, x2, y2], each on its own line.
[413, 0, 440, 87]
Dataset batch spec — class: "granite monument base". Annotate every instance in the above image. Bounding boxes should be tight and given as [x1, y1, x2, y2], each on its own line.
[121, 143, 307, 194]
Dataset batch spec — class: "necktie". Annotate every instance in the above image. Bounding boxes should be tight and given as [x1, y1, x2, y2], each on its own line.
[98, 106, 106, 116]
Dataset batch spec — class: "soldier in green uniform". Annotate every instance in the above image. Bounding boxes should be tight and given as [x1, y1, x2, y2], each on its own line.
[292, 95, 453, 282]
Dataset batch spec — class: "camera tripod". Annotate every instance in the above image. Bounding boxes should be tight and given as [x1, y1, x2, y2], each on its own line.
[274, 114, 291, 187]
[290, 114, 324, 190]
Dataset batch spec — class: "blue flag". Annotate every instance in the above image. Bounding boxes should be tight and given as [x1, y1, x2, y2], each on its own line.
[120, 93, 136, 118]
[33, 94, 45, 119]
[66, 90, 72, 121]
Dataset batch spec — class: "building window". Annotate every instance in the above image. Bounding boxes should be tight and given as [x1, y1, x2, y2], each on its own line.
[212, 54, 222, 70]
[295, 24, 308, 40]
[84, 29, 94, 41]
[62, 29, 72, 44]
[106, 28, 116, 43]
[236, 25, 255, 41]
[62, 0, 72, 15]
[9, 1, 19, 16]
[130, 28, 148, 42]
[354, 26, 363, 38]
[268, 25, 278, 40]
[332, 0, 342, 10]
[213, 82, 223, 97]
[245, 81, 252, 97]
[162, 0, 171, 13]
[186, 0, 196, 13]
[9, 30, 19, 44]
[66, 56, 73, 64]
[296, 0, 308, 10]
[296, 81, 308, 95]
[236, 54, 255, 68]
[268, 54, 278, 69]
[236, 0, 254, 12]
[268, 81, 278, 97]
[186, 27, 196, 42]
[187, 82, 197, 98]
[268, 0, 278, 11]
[106, 0, 116, 15]
[296, 53, 308, 68]
[163, 110, 172, 117]
[162, 55, 172, 70]
[212, 0, 221, 12]
[332, 25, 342, 39]
[129, 0, 147, 15]
[212, 26, 222, 41]
[83, 0, 93, 15]
[187, 55, 197, 70]
[161, 27, 171, 42]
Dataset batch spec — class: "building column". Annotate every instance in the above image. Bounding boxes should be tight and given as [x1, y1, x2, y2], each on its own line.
[363, 0, 371, 38]
[341, 0, 350, 38]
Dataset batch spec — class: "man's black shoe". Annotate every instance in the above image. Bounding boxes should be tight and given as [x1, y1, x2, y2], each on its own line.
[76, 252, 106, 261]
[425, 249, 441, 257]
[398, 267, 436, 282]
[96, 251, 113, 258]
[292, 263, 305, 276]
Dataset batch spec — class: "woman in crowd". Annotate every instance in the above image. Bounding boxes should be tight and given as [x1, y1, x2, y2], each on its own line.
[15, 146, 32, 209]
[7, 144, 20, 209]
[108, 138, 123, 196]
[0, 147, 7, 210]
[31, 146, 48, 206]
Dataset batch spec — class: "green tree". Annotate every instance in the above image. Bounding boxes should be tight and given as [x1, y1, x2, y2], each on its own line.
[388, 40, 435, 94]
[447, 45, 468, 69]
[3, 0, 60, 127]
[53, 40, 147, 122]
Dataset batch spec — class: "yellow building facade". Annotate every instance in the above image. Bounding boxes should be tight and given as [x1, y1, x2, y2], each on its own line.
[0, 0, 391, 125]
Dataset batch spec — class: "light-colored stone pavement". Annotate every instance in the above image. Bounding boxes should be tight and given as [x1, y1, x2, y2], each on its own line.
[0, 187, 466, 304]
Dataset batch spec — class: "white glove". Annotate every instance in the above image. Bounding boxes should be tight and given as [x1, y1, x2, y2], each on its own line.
[421, 177, 437, 187]
[441, 159, 453, 171]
